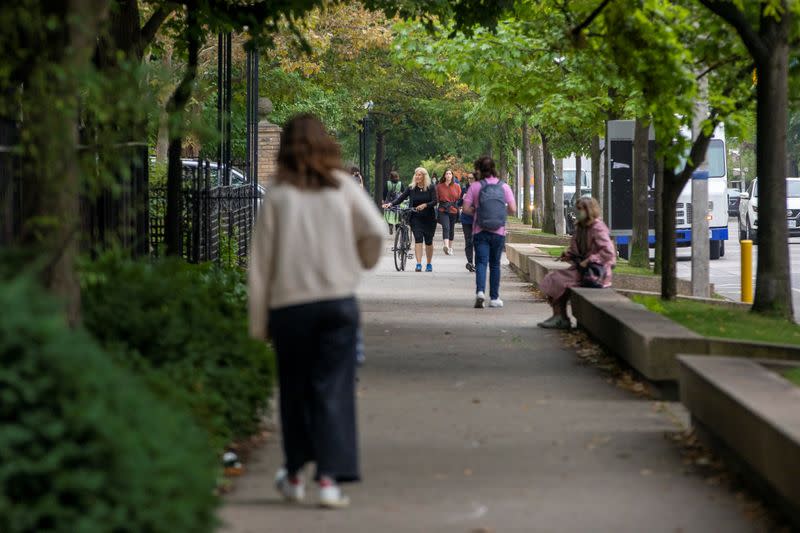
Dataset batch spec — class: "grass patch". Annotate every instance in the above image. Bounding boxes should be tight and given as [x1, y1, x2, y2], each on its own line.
[542, 246, 656, 277]
[631, 294, 800, 345]
[614, 263, 658, 277]
[783, 368, 800, 386]
[519, 228, 559, 237]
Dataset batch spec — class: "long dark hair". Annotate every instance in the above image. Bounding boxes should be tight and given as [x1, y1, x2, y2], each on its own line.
[474, 156, 496, 180]
[276, 114, 342, 189]
[439, 168, 455, 184]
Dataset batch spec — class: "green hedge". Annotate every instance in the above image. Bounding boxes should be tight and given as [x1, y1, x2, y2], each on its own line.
[0, 276, 217, 532]
[81, 255, 274, 449]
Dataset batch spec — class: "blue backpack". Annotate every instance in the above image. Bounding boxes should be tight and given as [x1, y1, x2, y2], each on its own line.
[476, 179, 507, 230]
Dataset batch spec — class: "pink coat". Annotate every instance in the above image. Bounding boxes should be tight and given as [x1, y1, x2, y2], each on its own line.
[540, 220, 617, 301]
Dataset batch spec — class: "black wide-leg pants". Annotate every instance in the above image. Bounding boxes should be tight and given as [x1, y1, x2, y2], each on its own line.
[269, 297, 360, 483]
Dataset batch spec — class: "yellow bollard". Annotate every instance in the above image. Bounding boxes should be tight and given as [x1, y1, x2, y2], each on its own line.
[741, 240, 753, 304]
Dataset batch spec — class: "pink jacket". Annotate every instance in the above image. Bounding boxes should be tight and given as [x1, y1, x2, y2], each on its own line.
[566, 220, 616, 286]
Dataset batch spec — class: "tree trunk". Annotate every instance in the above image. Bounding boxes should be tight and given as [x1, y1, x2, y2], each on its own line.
[554, 158, 565, 235]
[522, 118, 532, 225]
[660, 172, 680, 299]
[591, 134, 601, 212]
[164, 8, 199, 256]
[498, 148, 509, 181]
[660, 124, 716, 299]
[374, 129, 385, 206]
[575, 154, 582, 192]
[752, 39, 793, 318]
[17, 0, 109, 325]
[654, 156, 664, 275]
[541, 131, 556, 234]
[532, 137, 544, 228]
[630, 117, 650, 268]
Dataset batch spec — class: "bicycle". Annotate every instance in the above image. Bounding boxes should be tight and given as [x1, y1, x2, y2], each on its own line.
[385, 207, 415, 271]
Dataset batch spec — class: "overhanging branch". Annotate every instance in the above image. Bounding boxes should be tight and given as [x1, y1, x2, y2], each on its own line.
[697, 0, 768, 61]
[571, 0, 613, 38]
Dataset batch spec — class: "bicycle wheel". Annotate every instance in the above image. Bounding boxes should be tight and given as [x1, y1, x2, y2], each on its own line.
[394, 228, 404, 271]
[400, 226, 409, 271]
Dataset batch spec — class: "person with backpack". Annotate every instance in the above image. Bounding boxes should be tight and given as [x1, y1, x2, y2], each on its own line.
[436, 169, 462, 256]
[462, 156, 517, 308]
[249, 115, 384, 509]
[383, 171, 404, 235]
[458, 173, 476, 272]
[538, 196, 615, 329]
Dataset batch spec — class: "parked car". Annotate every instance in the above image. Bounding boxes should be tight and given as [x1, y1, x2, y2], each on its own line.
[738, 177, 800, 243]
[727, 188, 741, 217]
[151, 157, 264, 198]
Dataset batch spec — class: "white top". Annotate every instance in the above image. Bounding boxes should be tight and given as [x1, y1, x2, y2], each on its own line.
[248, 169, 385, 339]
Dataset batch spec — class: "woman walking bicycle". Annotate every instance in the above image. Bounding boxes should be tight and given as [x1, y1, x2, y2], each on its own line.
[539, 196, 615, 329]
[383, 167, 438, 272]
[249, 114, 384, 508]
[437, 169, 462, 256]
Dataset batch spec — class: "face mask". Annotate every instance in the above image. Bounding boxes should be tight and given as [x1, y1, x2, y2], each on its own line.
[576, 210, 587, 222]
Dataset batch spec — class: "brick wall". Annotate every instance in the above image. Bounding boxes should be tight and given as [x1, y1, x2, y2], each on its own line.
[258, 122, 282, 187]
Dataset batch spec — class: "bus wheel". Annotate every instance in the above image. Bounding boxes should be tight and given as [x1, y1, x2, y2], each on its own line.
[710, 239, 721, 260]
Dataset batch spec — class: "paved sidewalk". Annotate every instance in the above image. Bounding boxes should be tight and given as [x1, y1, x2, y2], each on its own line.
[220, 236, 761, 532]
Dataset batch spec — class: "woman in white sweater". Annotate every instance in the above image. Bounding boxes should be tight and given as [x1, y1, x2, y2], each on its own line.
[248, 114, 384, 508]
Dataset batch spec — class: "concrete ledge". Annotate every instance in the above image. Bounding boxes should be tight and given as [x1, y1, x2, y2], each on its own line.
[570, 288, 706, 382]
[569, 287, 800, 383]
[679, 356, 800, 528]
[505, 244, 706, 297]
[615, 289, 749, 311]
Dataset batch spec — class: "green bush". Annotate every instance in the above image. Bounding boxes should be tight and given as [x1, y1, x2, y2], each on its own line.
[0, 276, 218, 533]
[80, 255, 274, 449]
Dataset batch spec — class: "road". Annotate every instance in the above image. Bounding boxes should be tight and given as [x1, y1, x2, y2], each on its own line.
[674, 218, 800, 315]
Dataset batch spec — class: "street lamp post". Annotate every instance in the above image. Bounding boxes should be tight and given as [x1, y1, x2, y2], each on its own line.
[359, 101, 374, 194]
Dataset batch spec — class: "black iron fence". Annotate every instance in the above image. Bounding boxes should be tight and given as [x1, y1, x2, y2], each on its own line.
[149, 161, 261, 266]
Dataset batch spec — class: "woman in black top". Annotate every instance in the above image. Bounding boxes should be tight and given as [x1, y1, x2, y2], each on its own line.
[383, 167, 438, 272]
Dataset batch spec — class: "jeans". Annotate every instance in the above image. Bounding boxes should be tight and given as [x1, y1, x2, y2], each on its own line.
[462, 223, 474, 263]
[474, 231, 505, 300]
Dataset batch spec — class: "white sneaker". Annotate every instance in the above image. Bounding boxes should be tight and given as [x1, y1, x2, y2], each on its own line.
[448, 246, 454, 255]
[319, 484, 350, 509]
[275, 468, 305, 502]
[474, 291, 485, 309]
[489, 298, 504, 308]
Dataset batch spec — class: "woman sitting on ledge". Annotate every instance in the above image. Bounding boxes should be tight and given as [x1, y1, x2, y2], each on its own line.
[538, 197, 616, 329]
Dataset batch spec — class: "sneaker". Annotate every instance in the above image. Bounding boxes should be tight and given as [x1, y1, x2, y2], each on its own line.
[448, 247, 454, 255]
[426, 263, 433, 272]
[489, 298, 504, 308]
[443, 245, 449, 255]
[466, 262, 475, 272]
[537, 316, 571, 329]
[415, 264, 422, 272]
[319, 484, 350, 509]
[474, 291, 485, 309]
[275, 468, 305, 503]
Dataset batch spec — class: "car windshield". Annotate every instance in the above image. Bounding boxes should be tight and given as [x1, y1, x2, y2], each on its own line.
[789, 181, 800, 198]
